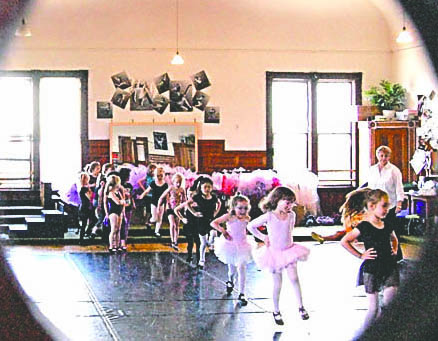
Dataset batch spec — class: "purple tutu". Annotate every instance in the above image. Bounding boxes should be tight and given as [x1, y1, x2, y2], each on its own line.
[253, 243, 309, 273]
[214, 235, 256, 266]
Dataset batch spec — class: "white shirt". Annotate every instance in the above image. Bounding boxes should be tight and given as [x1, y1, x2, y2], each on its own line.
[367, 162, 404, 208]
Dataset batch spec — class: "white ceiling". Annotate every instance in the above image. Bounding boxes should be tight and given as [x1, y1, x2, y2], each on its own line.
[15, 0, 411, 50]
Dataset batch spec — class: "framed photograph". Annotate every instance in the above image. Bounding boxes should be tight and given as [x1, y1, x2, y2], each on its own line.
[170, 80, 193, 112]
[154, 73, 170, 94]
[191, 70, 211, 90]
[152, 95, 169, 114]
[130, 80, 154, 111]
[97, 101, 113, 119]
[111, 71, 132, 89]
[153, 131, 168, 150]
[192, 91, 209, 111]
[204, 106, 220, 123]
[111, 89, 131, 109]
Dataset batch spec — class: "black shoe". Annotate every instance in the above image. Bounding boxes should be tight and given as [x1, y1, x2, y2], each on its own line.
[116, 247, 124, 254]
[186, 256, 193, 263]
[109, 248, 117, 255]
[197, 260, 205, 270]
[238, 293, 248, 306]
[226, 281, 234, 295]
[299, 306, 309, 320]
[273, 312, 284, 325]
[154, 232, 160, 238]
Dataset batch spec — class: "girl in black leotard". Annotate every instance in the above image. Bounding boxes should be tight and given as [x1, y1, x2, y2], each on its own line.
[139, 166, 168, 237]
[186, 176, 221, 269]
[104, 175, 125, 254]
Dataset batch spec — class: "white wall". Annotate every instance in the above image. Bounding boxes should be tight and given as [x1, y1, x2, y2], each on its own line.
[3, 0, 394, 151]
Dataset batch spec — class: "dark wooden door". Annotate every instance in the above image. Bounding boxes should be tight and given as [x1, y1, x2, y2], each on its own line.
[369, 121, 418, 183]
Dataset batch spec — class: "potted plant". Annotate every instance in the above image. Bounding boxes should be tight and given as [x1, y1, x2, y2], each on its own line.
[364, 80, 407, 119]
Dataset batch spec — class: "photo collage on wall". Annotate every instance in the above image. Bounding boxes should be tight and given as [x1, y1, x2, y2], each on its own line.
[102, 69, 220, 123]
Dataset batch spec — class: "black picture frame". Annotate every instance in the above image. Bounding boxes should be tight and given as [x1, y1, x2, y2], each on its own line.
[152, 95, 169, 114]
[97, 101, 113, 119]
[130, 80, 154, 111]
[154, 73, 170, 94]
[169, 80, 193, 112]
[111, 71, 132, 89]
[191, 70, 211, 90]
[153, 131, 168, 150]
[204, 106, 220, 123]
[193, 91, 209, 111]
[111, 89, 131, 109]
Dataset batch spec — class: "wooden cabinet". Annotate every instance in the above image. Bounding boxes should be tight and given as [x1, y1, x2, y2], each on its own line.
[368, 120, 419, 183]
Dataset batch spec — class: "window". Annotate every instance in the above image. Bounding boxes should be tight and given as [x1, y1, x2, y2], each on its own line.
[267, 72, 362, 187]
[0, 70, 88, 191]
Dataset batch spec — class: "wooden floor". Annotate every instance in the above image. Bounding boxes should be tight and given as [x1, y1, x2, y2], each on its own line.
[2, 239, 422, 341]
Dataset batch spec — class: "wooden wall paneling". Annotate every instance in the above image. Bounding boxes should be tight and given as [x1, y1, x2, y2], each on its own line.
[87, 140, 110, 166]
[197, 140, 267, 173]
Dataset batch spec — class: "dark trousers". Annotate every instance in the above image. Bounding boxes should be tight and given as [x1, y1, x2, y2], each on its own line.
[385, 207, 404, 261]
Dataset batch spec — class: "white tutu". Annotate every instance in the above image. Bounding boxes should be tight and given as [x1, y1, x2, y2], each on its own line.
[253, 243, 309, 273]
[214, 235, 256, 266]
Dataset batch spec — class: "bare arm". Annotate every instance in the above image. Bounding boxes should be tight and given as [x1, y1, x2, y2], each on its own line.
[138, 186, 152, 199]
[247, 213, 269, 243]
[186, 199, 202, 217]
[174, 201, 188, 223]
[340, 228, 377, 260]
[213, 198, 221, 217]
[157, 187, 171, 207]
[137, 176, 146, 191]
[211, 213, 231, 240]
[390, 230, 398, 255]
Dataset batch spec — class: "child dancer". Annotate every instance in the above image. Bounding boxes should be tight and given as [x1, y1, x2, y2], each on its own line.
[174, 186, 200, 263]
[137, 163, 157, 229]
[139, 166, 168, 237]
[105, 174, 125, 254]
[186, 176, 221, 269]
[210, 194, 255, 305]
[247, 186, 310, 325]
[341, 188, 399, 331]
[78, 172, 97, 244]
[158, 173, 186, 250]
[120, 169, 135, 252]
[311, 188, 368, 244]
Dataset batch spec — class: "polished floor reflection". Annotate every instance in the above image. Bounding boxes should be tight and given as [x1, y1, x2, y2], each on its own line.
[5, 242, 418, 341]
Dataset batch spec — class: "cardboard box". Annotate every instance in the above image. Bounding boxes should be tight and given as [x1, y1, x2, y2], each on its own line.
[354, 105, 381, 121]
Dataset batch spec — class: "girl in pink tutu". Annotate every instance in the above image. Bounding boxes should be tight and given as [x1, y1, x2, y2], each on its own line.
[210, 194, 256, 306]
[247, 186, 310, 325]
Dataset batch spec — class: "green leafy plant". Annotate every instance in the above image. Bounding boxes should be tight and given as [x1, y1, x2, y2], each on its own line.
[364, 80, 407, 111]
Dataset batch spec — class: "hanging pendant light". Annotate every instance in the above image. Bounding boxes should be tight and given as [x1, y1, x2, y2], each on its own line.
[171, 0, 184, 65]
[15, 18, 32, 37]
[396, 11, 413, 44]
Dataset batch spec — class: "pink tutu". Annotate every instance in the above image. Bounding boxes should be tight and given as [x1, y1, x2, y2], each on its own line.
[253, 243, 309, 273]
[214, 235, 257, 266]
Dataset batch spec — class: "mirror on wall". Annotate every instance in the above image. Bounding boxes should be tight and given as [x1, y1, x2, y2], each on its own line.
[110, 122, 198, 170]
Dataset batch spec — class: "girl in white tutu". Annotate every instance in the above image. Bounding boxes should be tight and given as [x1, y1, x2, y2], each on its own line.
[247, 186, 310, 325]
[210, 194, 256, 306]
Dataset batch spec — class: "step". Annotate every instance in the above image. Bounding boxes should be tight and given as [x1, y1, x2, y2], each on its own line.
[7, 223, 28, 238]
[0, 214, 42, 224]
[0, 224, 9, 233]
[0, 206, 43, 215]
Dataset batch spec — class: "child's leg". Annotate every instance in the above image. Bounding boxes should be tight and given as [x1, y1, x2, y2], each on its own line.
[108, 214, 118, 249]
[168, 214, 176, 244]
[237, 263, 247, 294]
[121, 211, 132, 247]
[228, 264, 237, 283]
[174, 216, 180, 244]
[285, 263, 304, 308]
[186, 233, 194, 258]
[194, 234, 201, 263]
[382, 286, 397, 313]
[272, 272, 283, 313]
[150, 203, 157, 223]
[155, 205, 164, 234]
[199, 234, 208, 264]
[208, 230, 217, 249]
[364, 292, 379, 329]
